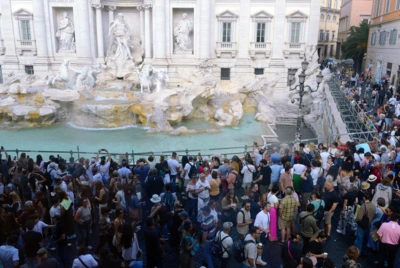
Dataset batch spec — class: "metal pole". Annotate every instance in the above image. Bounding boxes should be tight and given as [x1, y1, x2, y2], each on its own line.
[77, 146, 80, 159]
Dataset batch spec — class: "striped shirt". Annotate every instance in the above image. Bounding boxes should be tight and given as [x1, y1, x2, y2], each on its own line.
[201, 215, 217, 242]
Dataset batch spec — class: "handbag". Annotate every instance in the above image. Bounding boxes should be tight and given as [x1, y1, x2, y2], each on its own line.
[357, 204, 369, 229]
[370, 229, 379, 242]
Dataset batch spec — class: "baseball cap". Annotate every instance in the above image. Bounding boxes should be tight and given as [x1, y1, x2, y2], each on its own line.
[201, 206, 211, 213]
[178, 211, 189, 218]
[222, 222, 233, 230]
[188, 156, 193, 160]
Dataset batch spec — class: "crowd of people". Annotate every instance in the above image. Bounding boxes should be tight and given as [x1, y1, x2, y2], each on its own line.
[0, 136, 399, 268]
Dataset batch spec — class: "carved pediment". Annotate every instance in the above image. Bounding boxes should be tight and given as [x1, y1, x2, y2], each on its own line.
[251, 11, 273, 19]
[216, 10, 239, 20]
[286, 10, 308, 19]
[13, 8, 33, 19]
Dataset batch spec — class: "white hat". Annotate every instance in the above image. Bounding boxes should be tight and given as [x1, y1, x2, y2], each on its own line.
[150, 194, 161, 203]
[367, 175, 377, 182]
[303, 148, 311, 154]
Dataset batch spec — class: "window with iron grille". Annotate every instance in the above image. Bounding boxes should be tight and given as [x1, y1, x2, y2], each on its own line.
[25, 65, 34, 75]
[221, 68, 230, 80]
[254, 68, 264, 75]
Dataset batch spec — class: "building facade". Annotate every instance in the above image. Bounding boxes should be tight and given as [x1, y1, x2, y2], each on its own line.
[337, 0, 372, 59]
[367, 0, 400, 85]
[0, 0, 320, 88]
[318, 0, 341, 60]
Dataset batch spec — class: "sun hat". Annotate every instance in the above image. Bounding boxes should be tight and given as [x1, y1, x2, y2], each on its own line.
[150, 194, 161, 203]
[222, 222, 233, 230]
[367, 175, 377, 182]
[361, 181, 370, 190]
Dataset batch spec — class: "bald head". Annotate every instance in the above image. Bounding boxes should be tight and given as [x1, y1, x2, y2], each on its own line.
[324, 181, 334, 191]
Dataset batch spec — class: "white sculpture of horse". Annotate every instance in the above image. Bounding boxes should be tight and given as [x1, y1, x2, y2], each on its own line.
[135, 64, 155, 93]
[46, 59, 70, 86]
[155, 70, 169, 92]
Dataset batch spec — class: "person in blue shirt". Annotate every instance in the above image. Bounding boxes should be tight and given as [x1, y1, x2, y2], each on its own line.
[0, 234, 19, 268]
[300, 168, 314, 211]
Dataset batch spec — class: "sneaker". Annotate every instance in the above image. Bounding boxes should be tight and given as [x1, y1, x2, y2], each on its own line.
[336, 229, 344, 235]
[256, 256, 267, 266]
[68, 234, 76, 239]
[88, 246, 93, 250]
[242, 195, 248, 200]
[47, 247, 56, 251]
[67, 243, 72, 247]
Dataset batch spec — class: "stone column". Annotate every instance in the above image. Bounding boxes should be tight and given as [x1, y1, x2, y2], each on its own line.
[144, 5, 152, 59]
[153, 0, 166, 59]
[199, 0, 211, 59]
[271, 0, 286, 60]
[237, 0, 250, 59]
[93, 4, 104, 58]
[74, 0, 92, 59]
[32, 0, 50, 71]
[2, 0, 19, 71]
[108, 6, 116, 25]
[307, 0, 319, 46]
[139, 8, 145, 49]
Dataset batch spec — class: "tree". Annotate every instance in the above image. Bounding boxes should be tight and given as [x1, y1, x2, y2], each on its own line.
[341, 21, 369, 73]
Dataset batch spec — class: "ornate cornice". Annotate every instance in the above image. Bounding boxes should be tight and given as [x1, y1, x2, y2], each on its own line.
[92, 4, 103, 9]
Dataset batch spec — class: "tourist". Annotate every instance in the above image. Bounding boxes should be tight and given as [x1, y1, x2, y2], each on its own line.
[280, 166, 293, 193]
[254, 202, 271, 244]
[281, 232, 302, 268]
[293, 158, 307, 194]
[243, 226, 262, 268]
[94, 181, 107, 217]
[267, 183, 279, 241]
[53, 215, 68, 268]
[336, 186, 358, 236]
[200, 205, 217, 268]
[320, 147, 330, 171]
[127, 185, 141, 229]
[0, 234, 19, 267]
[218, 159, 231, 194]
[226, 164, 239, 194]
[72, 246, 98, 268]
[242, 160, 256, 198]
[196, 173, 211, 217]
[118, 159, 131, 179]
[377, 213, 400, 268]
[186, 174, 199, 218]
[21, 220, 42, 268]
[308, 231, 328, 266]
[167, 152, 180, 192]
[113, 208, 125, 252]
[120, 223, 135, 268]
[35, 248, 59, 268]
[367, 197, 386, 251]
[371, 177, 392, 208]
[270, 160, 282, 190]
[113, 183, 126, 210]
[209, 171, 221, 203]
[279, 187, 297, 244]
[323, 181, 339, 237]
[94, 207, 116, 260]
[180, 221, 198, 268]
[248, 192, 261, 225]
[95, 149, 112, 181]
[74, 198, 92, 249]
[342, 246, 360, 268]
[215, 221, 233, 268]
[221, 189, 239, 224]
[237, 200, 253, 239]
[354, 193, 376, 256]
[256, 159, 272, 195]
[299, 204, 319, 255]
[300, 168, 314, 210]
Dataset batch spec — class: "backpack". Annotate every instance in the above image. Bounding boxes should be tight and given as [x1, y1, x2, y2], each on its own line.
[162, 192, 174, 211]
[314, 200, 325, 221]
[100, 173, 108, 185]
[357, 204, 370, 229]
[211, 231, 229, 258]
[231, 172, 243, 189]
[233, 237, 256, 263]
[188, 163, 198, 179]
[44, 168, 55, 187]
[300, 214, 312, 227]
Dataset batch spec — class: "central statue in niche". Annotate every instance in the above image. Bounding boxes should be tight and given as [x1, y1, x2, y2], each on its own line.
[108, 13, 133, 61]
[174, 13, 193, 53]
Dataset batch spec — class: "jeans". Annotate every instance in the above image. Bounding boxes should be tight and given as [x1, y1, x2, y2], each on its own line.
[221, 257, 229, 268]
[57, 246, 68, 268]
[147, 255, 163, 268]
[77, 220, 91, 247]
[188, 198, 198, 218]
[354, 225, 369, 254]
[378, 243, 399, 268]
[95, 234, 117, 255]
[203, 241, 214, 268]
[170, 174, 177, 192]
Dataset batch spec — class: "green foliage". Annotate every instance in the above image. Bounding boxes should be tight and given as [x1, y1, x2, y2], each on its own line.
[341, 21, 370, 60]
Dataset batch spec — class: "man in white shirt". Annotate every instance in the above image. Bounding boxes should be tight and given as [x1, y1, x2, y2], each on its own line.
[92, 167, 103, 185]
[241, 162, 256, 199]
[54, 177, 68, 193]
[196, 173, 211, 221]
[320, 147, 330, 170]
[167, 152, 180, 193]
[215, 222, 234, 268]
[328, 142, 338, 157]
[254, 202, 271, 245]
[310, 160, 323, 186]
[72, 247, 98, 268]
[182, 156, 195, 184]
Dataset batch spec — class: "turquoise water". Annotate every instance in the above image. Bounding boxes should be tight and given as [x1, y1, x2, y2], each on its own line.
[0, 114, 278, 158]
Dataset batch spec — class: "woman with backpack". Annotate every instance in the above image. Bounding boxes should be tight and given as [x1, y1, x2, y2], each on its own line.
[336, 186, 358, 236]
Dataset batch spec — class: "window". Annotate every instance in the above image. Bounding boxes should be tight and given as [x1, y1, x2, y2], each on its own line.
[333, 15, 337, 21]
[389, 29, 397, 44]
[326, 31, 330, 41]
[222, 22, 231, 42]
[21, 20, 31, 40]
[328, 0, 332, 7]
[327, 15, 331, 20]
[321, 14, 325, 20]
[379, 31, 387, 45]
[291, 22, 301, 43]
[332, 31, 335, 41]
[320, 30, 324, 41]
[387, 62, 393, 76]
[256, 23, 266, 43]
[25, 65, 34, 75]
[371, 32, 376, 45]
[334, 0, 338, 9]
[376, 0, 381, 16]
[397, 0, 400, 9]
[221, 68, 230, 80]
[386, 0, 391, 13]
[254, 68, 264, 75]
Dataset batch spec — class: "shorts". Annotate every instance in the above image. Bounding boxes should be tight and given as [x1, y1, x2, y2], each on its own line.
[242, 182, 252, 188]
[278, 218, 292, 229]
[260, 184, 269, 195]
[301, 193, 311, 206]
[324, 211, 333, 224]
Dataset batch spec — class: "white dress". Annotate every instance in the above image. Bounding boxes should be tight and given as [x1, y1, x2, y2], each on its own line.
[122, 233, 141, 261]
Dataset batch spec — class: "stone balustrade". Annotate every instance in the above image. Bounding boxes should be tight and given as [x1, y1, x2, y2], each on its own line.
[215, 42, 237, 58]
[16, 39, 37, 55]
[249, 42, 272, 58]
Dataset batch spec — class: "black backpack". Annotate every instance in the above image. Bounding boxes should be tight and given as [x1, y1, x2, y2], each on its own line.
[314, 200, 325, 221]
[211, 231, 229, 258]
[188, 163, 198, 179]
[233, 237, 256, 263]
[231, 172, 243, 189]
[44, 168, 55, 187]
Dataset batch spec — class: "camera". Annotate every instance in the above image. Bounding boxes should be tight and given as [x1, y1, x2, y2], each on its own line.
[253, 142, 257, 145]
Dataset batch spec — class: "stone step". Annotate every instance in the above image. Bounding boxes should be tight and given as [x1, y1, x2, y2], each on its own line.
[275, 117, 298, 126]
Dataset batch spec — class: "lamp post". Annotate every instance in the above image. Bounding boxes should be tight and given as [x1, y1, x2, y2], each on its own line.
[288, 59, 323, 141]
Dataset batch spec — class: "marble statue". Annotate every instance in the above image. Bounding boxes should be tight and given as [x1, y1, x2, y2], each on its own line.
[174, 13, 193, 53]
[69, 64, 100, 89]
[155, 70, 169, 92]
[107, 13, 133, 62]
[46, 60, 70, 86]
[56, 12, 75, 51]
[135, 64, 155, 93]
